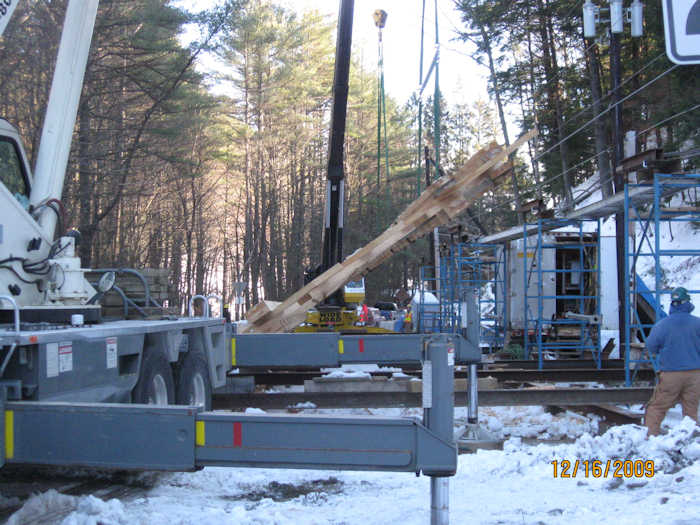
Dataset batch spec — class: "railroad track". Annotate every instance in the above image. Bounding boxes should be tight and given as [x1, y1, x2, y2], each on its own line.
[212, 387, 654, 411]
[237, 366, 654, 386]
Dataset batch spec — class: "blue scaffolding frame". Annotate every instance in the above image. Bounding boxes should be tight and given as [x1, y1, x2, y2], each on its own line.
[522, 218, 602, 369]
[624, 173, 700, 385]
[466, 243, 507, 351]
[417, 243, 507, 348]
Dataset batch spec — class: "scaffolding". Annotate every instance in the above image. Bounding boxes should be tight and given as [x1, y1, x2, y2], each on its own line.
[521, 218, 602, 369]
[417, 243, 507, 350]
[466, 243, 507, 351]
[624, 173, 700, 385]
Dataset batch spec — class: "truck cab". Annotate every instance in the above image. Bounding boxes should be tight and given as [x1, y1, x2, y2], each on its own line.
[0, 118, 32, 208]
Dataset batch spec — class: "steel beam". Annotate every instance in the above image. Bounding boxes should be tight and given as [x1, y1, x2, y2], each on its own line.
[2, 401, 456, 475]
[4, 402, 198, 470]
[233, 332, 480, 368]
[195, 412, 455, 475]
[212, 387, 653, 410]
[242, 367, 654, 386]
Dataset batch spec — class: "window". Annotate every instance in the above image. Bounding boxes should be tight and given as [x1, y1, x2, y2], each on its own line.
[0, 138, 29, 198]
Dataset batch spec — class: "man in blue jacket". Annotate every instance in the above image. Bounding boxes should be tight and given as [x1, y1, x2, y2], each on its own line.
[644, 287, 700, 436]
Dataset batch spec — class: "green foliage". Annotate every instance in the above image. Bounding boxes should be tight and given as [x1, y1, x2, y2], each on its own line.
[504, 343, 524, 360]
[454, 0, 700, 228]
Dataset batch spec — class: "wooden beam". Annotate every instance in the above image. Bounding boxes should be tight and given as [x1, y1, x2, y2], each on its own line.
[243, 129, 537, 333]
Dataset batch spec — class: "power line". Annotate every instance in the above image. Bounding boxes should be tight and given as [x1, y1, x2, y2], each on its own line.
[564, 51, 667, 128]
[467, 97, 699, 228]
[637, 104, 700, 138]
[534, 64, 679, 164]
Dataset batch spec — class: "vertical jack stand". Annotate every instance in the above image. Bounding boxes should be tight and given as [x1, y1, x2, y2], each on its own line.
[456, 364, 504, 452]
[431, 477, 449, 525]
[424, 338, 455, 525]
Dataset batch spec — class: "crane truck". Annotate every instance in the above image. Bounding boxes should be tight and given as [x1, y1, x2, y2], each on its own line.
[0, 0, 481, 489]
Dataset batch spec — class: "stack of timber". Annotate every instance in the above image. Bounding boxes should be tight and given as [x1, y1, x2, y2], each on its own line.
[86, 268, 170, 319]
[243, 129, 537, 333]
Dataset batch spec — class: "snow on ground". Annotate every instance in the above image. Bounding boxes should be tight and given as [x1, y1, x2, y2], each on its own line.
[477, 406, 600, 440]
[6, 407, 700, 525]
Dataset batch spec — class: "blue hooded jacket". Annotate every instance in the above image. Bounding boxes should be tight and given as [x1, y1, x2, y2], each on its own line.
[645, 302, 700, 371]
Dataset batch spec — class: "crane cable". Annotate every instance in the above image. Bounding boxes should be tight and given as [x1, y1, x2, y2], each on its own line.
[374, 10, 391, 195]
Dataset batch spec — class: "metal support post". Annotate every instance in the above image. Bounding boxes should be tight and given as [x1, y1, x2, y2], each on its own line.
[457, 360, 502, 452]
[423, 337, 453, 525]
[467, 364, 478, 425]
[431, 477, 449, 525]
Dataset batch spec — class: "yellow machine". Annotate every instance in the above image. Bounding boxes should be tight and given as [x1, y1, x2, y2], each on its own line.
[343, 279, 366, 304]
[295, 278, 396, 333]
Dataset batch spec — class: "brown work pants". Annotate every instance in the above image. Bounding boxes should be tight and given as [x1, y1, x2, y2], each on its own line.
[645, 369, 700, 436]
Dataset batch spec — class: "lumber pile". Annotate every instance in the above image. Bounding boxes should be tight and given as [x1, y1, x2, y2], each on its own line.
[242, 129, 537, 333]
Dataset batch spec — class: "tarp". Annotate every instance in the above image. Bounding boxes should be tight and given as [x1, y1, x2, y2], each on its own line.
[636, 274, 667, 320]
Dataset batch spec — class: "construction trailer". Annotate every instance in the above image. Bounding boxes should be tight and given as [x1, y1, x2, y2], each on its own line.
[469, 167, 699, 372]
[418, 221, 604, 364]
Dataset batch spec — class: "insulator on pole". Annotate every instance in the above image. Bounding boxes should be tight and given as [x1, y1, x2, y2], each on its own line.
[373, 9, 387, 29]
[630, 0, 644, 37]
[583, 0, 599, 38]
[610, 0, 624, 34]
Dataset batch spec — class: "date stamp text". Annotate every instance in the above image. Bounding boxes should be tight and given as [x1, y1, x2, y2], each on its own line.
[551, 459, 655, 478]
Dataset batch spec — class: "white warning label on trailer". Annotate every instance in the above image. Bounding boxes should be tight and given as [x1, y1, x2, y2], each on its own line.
[422, 361, 432, 408]
[447, 346, 455, 366]
[58, 341, 73, 373]
[46, 342, 59, 378]
[106, 337, 118, 369]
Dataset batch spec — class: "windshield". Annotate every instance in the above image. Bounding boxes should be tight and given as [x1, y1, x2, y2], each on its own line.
[0, 138, 29, 198]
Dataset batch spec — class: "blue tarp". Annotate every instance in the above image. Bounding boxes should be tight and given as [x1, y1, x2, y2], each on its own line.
[636, 274, 667, 320]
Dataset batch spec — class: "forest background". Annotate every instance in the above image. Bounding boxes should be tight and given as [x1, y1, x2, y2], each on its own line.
[0, 0, 697, 317]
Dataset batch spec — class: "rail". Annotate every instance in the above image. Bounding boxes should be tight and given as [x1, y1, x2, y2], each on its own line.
[0, 295, 20, 334]
[189, 295, 210, 318]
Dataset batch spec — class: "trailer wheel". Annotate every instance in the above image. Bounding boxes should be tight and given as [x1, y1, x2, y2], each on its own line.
[176, 351, 212, 410]
[133, 350, 175, 405]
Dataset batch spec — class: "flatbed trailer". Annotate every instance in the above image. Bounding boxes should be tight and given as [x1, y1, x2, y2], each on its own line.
[0, 317, 466, 478]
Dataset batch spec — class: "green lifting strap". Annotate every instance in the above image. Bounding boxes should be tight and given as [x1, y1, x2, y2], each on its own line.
[376, 23, 391, 194]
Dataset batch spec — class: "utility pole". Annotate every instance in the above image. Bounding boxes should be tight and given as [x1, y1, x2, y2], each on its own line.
[583, 0, 644, 355]
[610, 23, 627, 353]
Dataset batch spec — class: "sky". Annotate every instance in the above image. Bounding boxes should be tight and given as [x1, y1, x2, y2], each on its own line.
[278, 0, 490, 106]
[176, 0, 490, 107]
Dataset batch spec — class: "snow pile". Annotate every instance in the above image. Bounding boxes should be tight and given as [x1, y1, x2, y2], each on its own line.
[6, 489, 77, 525]
[477, 406, 600, 440]
[244, 407, 266, 415]
[494, 417, 700, 480]
[60, 495, 128, 525]
[322, 367, 372, 379]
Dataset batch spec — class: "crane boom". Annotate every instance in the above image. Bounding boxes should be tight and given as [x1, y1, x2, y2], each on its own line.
[29, 0, 99, 240]
[320, 0, 353, 279]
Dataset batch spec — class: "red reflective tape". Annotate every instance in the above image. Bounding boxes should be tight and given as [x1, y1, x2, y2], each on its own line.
[233, 422, 242, 447]
[359, 339, 364, 353]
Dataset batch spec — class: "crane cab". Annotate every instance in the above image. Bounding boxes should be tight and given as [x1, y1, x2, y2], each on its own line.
[343, 278, 365, 305]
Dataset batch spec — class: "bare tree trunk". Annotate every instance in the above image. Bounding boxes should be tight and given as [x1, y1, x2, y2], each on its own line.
[480, 25, 523, 224]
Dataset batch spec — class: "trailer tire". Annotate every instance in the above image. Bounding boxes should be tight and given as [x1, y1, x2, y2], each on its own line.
[132, 350, 175, 405]
[176, 351, 212, 410]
